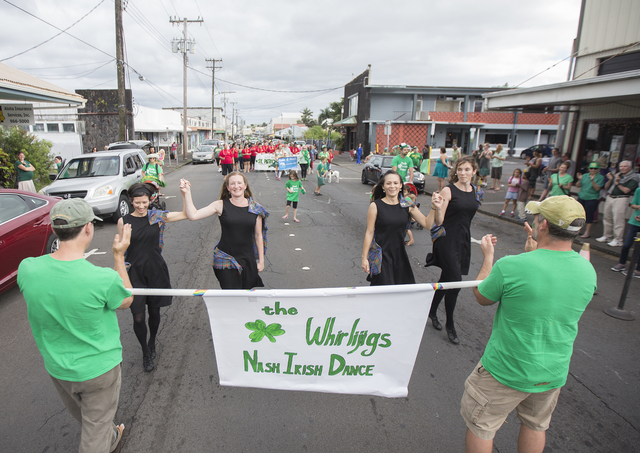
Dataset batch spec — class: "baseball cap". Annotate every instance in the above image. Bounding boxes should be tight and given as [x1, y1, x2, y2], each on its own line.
[525, 196, 585, 231]
[588, 162, 599, 169]
[50, 198, 102, 228]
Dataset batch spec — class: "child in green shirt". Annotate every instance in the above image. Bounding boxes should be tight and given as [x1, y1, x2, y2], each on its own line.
[283, 170, 305, 222]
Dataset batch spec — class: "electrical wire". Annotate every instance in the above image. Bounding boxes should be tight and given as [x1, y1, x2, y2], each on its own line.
[18, 60, 113, 71]
[37, 59, 115, 79]
[0, 0, 106, 62]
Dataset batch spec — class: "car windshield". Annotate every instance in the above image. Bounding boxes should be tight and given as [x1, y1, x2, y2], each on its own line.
[58, 156, 120, 179]
[382, 157, 394, 167]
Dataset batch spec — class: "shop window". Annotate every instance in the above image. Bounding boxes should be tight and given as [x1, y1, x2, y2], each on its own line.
[485, 133, 508, 144]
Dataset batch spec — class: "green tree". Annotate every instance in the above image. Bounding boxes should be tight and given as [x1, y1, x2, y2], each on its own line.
[0, 147, 14, 188]
[0, 126, 54, 190]
[317, 98, 344, 126]
[300, 107, 316, 127]
[303, 125, 326, 140]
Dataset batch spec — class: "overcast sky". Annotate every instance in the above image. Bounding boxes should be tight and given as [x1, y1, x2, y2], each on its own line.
[1, 0, 582, 125]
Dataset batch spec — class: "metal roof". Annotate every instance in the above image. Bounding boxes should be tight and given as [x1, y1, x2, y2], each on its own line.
[0, 63, 86, 106]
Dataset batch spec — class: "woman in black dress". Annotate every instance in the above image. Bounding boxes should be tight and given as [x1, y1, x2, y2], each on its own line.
[361, 171, 442, 285]
[426, 156, 481, 344]
[118, 183, 188, 372]
[181, 172, 267, 289]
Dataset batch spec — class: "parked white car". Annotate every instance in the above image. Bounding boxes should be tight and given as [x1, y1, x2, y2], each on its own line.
[42, 149, 147, 222]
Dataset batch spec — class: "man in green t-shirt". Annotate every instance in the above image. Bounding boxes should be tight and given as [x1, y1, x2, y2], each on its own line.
[461, 196, 596, 452]
[391, 143, 414, 183]
[18, 199, 134, 452]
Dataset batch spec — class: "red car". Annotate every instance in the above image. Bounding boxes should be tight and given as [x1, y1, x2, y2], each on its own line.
[0, 189, 61, 295]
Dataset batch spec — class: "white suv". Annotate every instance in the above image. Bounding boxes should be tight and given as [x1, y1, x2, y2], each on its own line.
[42, 149, 147, 222]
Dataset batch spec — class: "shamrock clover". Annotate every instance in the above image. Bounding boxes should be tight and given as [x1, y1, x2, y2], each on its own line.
[245, 319, 285, 343]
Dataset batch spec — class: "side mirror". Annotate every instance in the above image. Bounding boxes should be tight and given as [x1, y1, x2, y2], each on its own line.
[49, 174, 57, 181]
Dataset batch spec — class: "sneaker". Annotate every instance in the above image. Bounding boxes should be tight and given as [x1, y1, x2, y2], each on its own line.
[622, 270, 640, 278]
[510, 211, 514, 217]
[596, 236, 611, 243]
[607, 240, 623, 247]
[499, 210, 505, 216]
[611, 263, 626, 272]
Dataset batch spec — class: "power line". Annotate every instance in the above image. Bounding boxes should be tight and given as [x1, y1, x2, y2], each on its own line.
[18, 60, 113, 70]
[0, 0, 106, 62]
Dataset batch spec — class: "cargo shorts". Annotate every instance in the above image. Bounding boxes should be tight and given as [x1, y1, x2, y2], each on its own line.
[460, 361, 561, 440]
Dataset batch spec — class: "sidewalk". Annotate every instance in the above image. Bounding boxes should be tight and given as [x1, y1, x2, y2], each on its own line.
[334, 153, 622, 258]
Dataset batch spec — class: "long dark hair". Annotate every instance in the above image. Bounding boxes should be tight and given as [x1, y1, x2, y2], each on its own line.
[449, 156, 478, 184]
[219, 171, 253, 200]
[371, 170, 403, 202]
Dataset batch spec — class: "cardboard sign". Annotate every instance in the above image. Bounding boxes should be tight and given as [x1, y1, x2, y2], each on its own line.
[203, 284, 434, 398]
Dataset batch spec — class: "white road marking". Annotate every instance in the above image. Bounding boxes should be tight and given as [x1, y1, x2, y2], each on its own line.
[163, 196, 176, 199]
[289, 234, 295, 237]
[302, 266, 310, 270]
[84, 248, 106, 258]
[284, 223, 289, 225]
[295, 248, 302, 251]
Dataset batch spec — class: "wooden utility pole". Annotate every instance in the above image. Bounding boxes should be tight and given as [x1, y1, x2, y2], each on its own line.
[170, 16, 203, 159]
[115, 0, 126, 141]
[205, 58, 222, 139]
[230, 102, 237, 140]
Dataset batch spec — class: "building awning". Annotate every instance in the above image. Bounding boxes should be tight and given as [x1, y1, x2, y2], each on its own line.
[333, 116, 357, 126]
[483, 69, 640, 110]
[0, 63, 86, 106]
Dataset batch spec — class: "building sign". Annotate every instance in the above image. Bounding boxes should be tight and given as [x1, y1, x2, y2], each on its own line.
[202, 285, 435, 398]
[0, 104, 34, 126]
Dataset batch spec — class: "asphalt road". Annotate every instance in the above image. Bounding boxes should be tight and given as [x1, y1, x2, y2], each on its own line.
[1, 155, 638, 452]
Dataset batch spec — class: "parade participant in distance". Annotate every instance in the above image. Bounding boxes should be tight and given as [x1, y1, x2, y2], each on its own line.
[356, 143, 363, 164]
[219, 143, 234, 176]
[19, 199, 133, 452]
[242, 144, 251, 173]
[141, 153, 165, 186]
[432, 147, 451, 192]
[539, 148, 562, 200]
[232, 142, 240, 172]
[525, 149, 543, 198]
[250, 142, 258, 171]
[314, 155, 328, 196]
[274, 144, 285, 180]
[462, 196, 595, 452]
[478, 144, 492, 188]
[391, 143, 414, 183]
[597, 160, 639, 246]
[298, 145, 310, 180]
[282, 170, 305, 222]
[118, 183, 188, 372]
[426, 156, 481, 344]
[181, 172, 267, 289]
[361, 170, 443, 285]
[576, 162, 604, 238]
[15, 151, 37, 192]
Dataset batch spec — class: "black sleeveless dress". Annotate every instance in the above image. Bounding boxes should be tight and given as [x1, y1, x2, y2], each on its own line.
[214, 199, 264, 289]
[426, 183, 479, 276]
[124, 211, 172, 315]
[369, 198, 415, 286]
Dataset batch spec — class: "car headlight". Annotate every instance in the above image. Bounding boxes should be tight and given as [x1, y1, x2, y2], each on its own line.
[415, 173, 425, 181]
[93, 185, 114, 198]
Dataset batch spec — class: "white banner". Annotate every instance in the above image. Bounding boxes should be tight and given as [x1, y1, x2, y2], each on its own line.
[0, 104, 34, 126]
[202, 284, 435, 398]
[254, 153, 300, 172]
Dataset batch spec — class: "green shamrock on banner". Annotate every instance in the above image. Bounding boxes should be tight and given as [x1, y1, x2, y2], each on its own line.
[245, 319, 285, 343]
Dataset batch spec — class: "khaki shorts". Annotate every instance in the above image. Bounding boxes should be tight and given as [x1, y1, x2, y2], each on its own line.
[460, 361, 560, 440]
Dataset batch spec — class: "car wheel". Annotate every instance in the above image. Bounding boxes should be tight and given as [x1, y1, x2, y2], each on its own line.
[193, 161, 197, 165]
[361, 171, 368, 184]
[46, 233, 59, 254]
[112, 193, 131, 223]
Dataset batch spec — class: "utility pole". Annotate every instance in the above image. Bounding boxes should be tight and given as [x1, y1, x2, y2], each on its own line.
[230, 102, 237, 140]
[205, 58, 222, 139]
[219, 91, 234, 142]
[115, 0, 126, 141]
[170, 16, 202, 159]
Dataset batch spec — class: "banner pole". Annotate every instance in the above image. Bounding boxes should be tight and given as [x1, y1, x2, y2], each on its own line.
[130, 281, 483, 297]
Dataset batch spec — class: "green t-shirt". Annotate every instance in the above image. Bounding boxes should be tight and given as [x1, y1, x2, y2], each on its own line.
[15, 160, 34, 181]
[298, 149, 309, 165]
[478, 249, 596, 393]
[549, 173, 573, 197]
[316, 162, 328, 178]
[18, 255, 131, 382]
[214, 147, 222, 159]
[391, 155, 413, 182]
[491, 150, 506, 168]
[409, 152, 421, 168]
[143, 162, 163, 178]
[285, 179, 305, 202]
[629, 187, 640, 228]
[578, 173, 604, 201]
